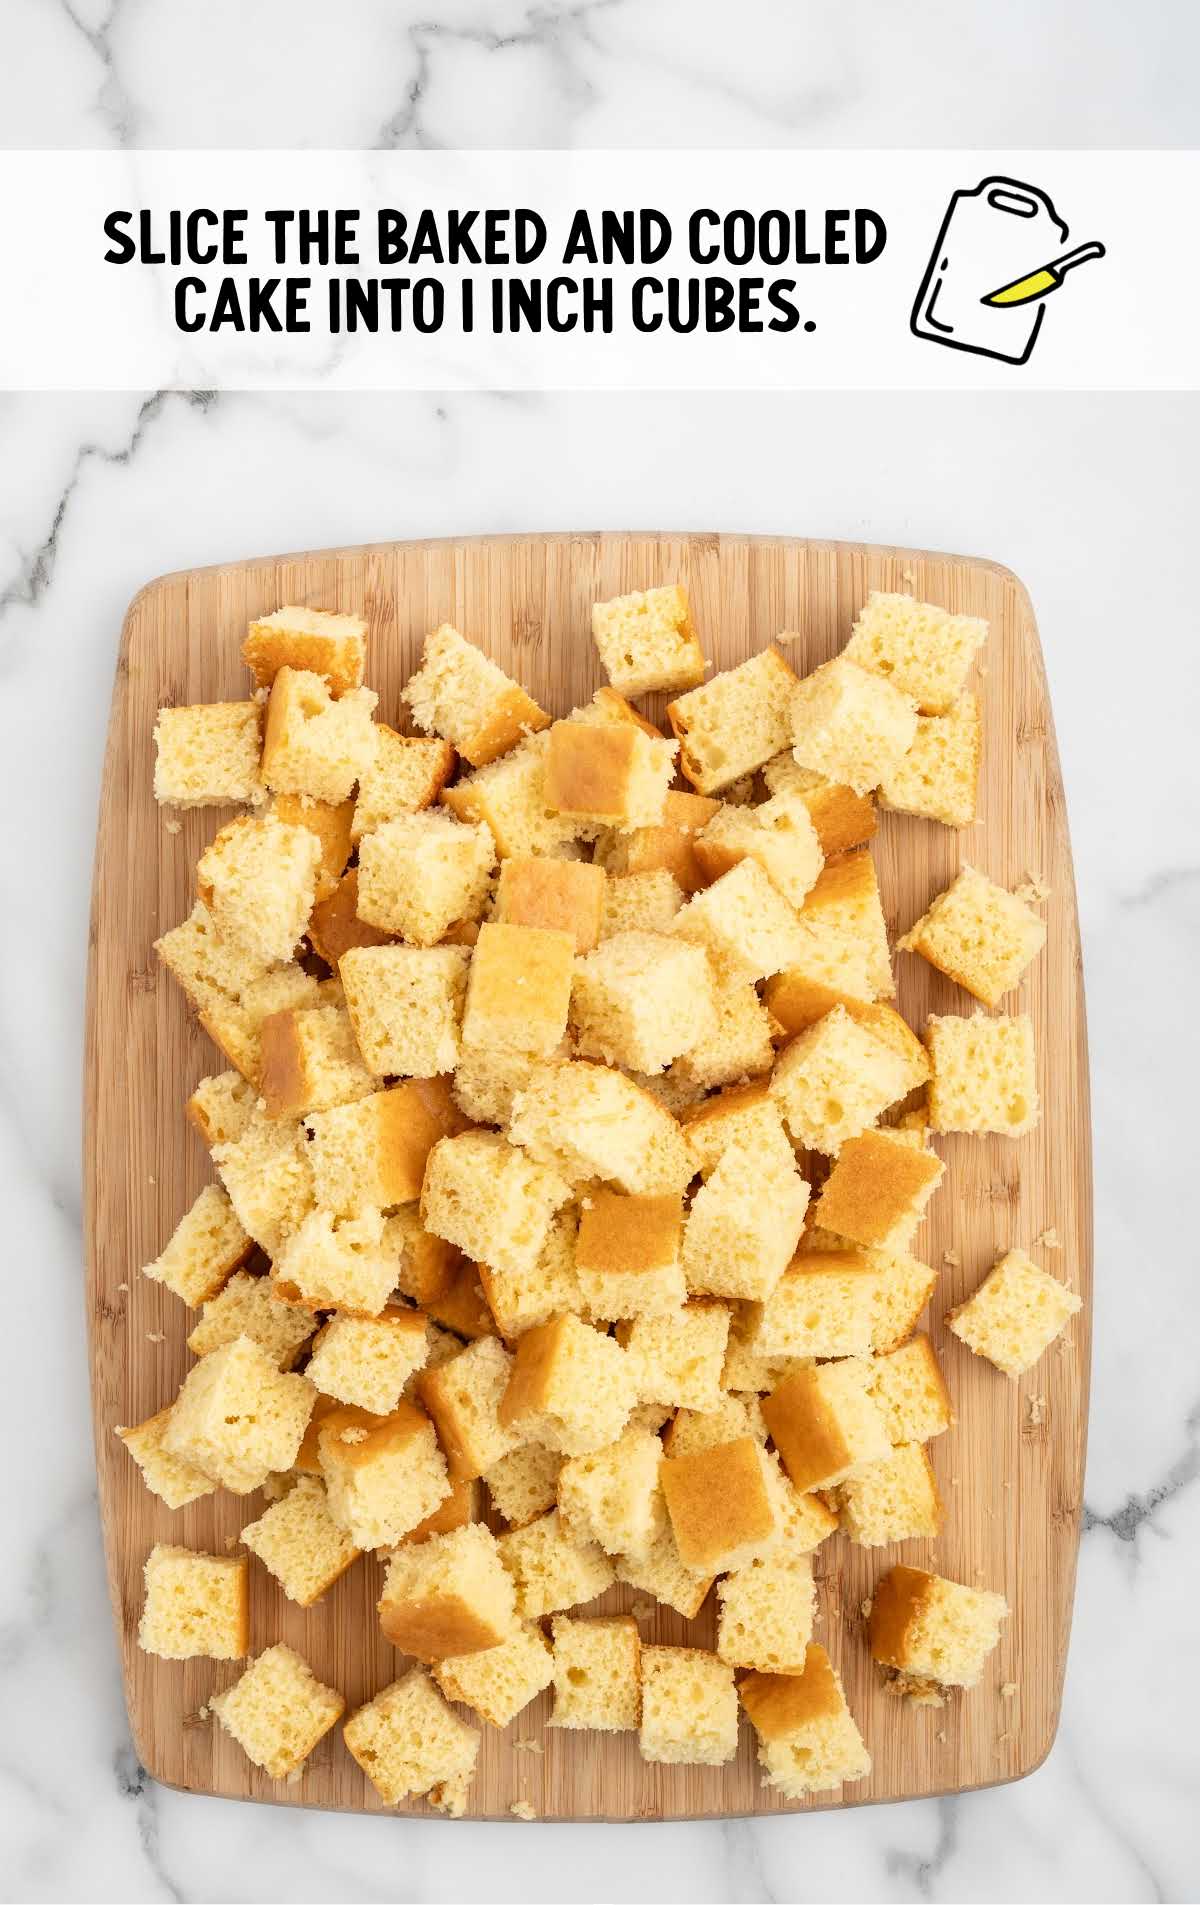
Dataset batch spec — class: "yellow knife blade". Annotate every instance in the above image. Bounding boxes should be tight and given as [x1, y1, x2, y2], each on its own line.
[982, 240, 1105, 309]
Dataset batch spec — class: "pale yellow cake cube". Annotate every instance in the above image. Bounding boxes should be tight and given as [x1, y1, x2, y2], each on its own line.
[509, 1060, 693, 1197]
[901, 865, 1046, 1006]
[401, 622, 550, 768]
[240, 1475, 361, 1605]
[418, 1336, 525, 1483]
[556, 1426, 666, 1559]
[836, 1442, 941, 1546]
[679, 1079, 789, 1180]
[351, 724, 456, 839]
[340, 943, 469, 1077]
[196, 810, 323, 967]
[740, 1645, 872, 1796]
[600, 869, 686, 939]
[186, 1069, 259, 1149]
[211, 1642, 345, 1778]
[272, 1208, 394, 1315]
[668, 963, 777, 1092]
[663, 1390, 765, 1459]
[549, 1614, 642, 1731]
[717, 1550, 815, 1675]
[164, 1336, 315, 1494]
[571, 930, 714, 1074]
[357, 809, 495, 946]
[153, 701, 264, 808]
[344, 1666, 480, 1807]
[137, 1543, 248, 1659]
[304, 1077, 468, 1214]
[434, 1621, 554, 1727]
[795, 849, 894, 998]
[671, 858, 808, 984]
[595, 789, 721, 893]
[865, 1334, 954, 1445]
[484, 1441, 564, 1527]
[115, 1408, 217, 1510]
[667, 647, 800, 795]
[947, 1248, 1080, 1377]
[879, 694, 982, 829]
[617, 1300, 731, 1413]
[925, 1013, 1039, 1137]
[791, 656, 918, 796]
[497, 1508, 616, 1618]
[844, 591, 987, 714]
[615, 1525, 713, 1619]
[500, 1313, 635, 1456]
[305, 1306, 430, 1414]
[639, 1646, 738, 1766]
[319, 1401, 450, 1549]
[186, 1270, 317, 1369]
[494, 855, 606, 953]
[591, 583, 706, 697]
[694, 791, 824, 909]
[142, 1182, 252, 1307]
[441, 730, 583, 859]
[769, 1004, 926, 1155]
[212, 1112, 314, 1258]
[749, 1250, 880, 1360]
[422, 1130, 572, 1278]
[244, 604, 367, 696]
[478, 1207, 587, 1340]
[762, 754, 877, 857]
[682, 1128, 810, 1303]
[260, 666, 378, 805]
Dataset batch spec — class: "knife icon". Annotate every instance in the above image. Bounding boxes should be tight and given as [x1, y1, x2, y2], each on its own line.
[982, 240, 1106, 307]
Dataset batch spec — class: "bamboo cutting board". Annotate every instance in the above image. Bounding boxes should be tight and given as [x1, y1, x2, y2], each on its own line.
[84, 532, 1092, 1820]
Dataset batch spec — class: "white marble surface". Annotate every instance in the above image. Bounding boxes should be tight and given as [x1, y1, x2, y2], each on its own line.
[1, 4, 1199, 1902]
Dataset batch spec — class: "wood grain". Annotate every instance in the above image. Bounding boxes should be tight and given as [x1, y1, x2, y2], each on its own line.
[84, 532, 1092, 1820]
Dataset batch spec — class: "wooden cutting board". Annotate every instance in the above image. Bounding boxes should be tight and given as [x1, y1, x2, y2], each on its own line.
[84, 532, 1092, 1820]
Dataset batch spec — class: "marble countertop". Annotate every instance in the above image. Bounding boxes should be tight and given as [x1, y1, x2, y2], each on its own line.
[1, 5, 1198, 1902]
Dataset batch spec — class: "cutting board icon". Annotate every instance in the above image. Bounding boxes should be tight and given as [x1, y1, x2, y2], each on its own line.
[912, 176, 1069, 364]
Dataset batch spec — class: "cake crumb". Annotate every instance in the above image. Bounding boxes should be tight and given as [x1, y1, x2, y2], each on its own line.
[285, 1766, 304, 1787]
[510, 1799, 537, 1821]
[860, 1597, 873, 1619]
[164, 817, 182, 835]
[630, 1598, 657, 1622]
[1000, 1682, 1018, 1699]
[901, 568, 916, 586]
[935, 1729, 947, 1743]
[942, 1247, 961, 1267]
[1014, 872, 1051, 904]
[146, 1331, 166, 1344]
[1027, 1394, 1046, 1426]
[1034, 1226, 1062, 1249]
[116, 1282, 129, 1293]
[513, 1739, 544, 1756]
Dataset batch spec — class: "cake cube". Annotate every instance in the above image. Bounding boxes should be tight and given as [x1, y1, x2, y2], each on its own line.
[844, 591, 987, 714]
[716, 1550, 815, 1674]
[388, 1214, 496, 1341]
[749, 1250, 880, 1359]
[239, 1475, 360, 1605]
[762, 754, 876, 856]
[508, 1060, 693, 1196]
[926, 1012, 1039, 1136]
[344, 1666, 480, 1807]
[196, 811, 322, 967]
[590, 583, 706, 696]
[617, 1300, 731, 1412]
[116, 1408, 217, 1510]
[769, 1004, 927, 1155]
[575, 1190, 686, 1320]
[451, 1043, 549, 1126]
[210, 1643, 345, 1780]
[600, 869, 685, 938]
[351, 724, 456, 839]
[306, 1307, 430, 1415]
[318, 1401, 450, 1549]
[667, 646, 799, 794]
[418, 1336, 523, 1482]
[268, 791, 355, 903]
[669, 965, 777, 1092]
[865, 1334, 954, 1444]
[340, 944, 469, 1077]
[570, 683, 666, 735]
[791, 657, 918, 796]
[571, 930, 714, 1074]
[398, 1475, 481, 1548]
[244, 604, 366, 695]
[187, 1069, 259, 1149]
[682, 1128, 809, 1303]
[212, 1112, 314, 1258]
[556, 1426, 665, 1559]
[671, 858, 808, 984]
[305, 1077, 469, 1214]
[663, 1390, 766, 1459]
[837, 1442, 941, 1546]
[796, 850, 894, 998]
[761, 1360, 890, 1492]
[402, 622, 550, 768]
[495, 856, 606, 953]
[865, 1246, 938, 1353]
[186, 1270, 316, 1369]
[615, 1525, 713, 1617]
[549, 1615, 641, 1731]
[441, 729, 582, 859]
[813, 1129, 945, 1251]
[661, 1437, 780, 1573]
[306, 867, 397, 966]
[879, 693, 982, 829]
[596, 790, 721, 894]
[868, 1566, 1008, 1690]
[378, 1522, 517, 1659]
[485, 1441, 564, 1527]
[154, 899, 272, 1032]
[260, 666, 378, 804]
[497, 1509, 615, 1618]
[740, 1645, 872, 1796]
[901, 866, 1045, 1007]
[767, 1453, 840, 1554]
[357, 810, 495, 947]
[142, 1183, 252, 1308]
[694, 792, 824, 909]
[259, 1004, 377, 1119]
[544, 721, 677, 830]
[948, 1248, 1080, 1377]
[679, 1080, 785, 1180]
[164, 1336, 314, 1494]
[478, 1207, 584, 1340]
[153, 701, 263, 808]
[721, 1304, 812, 1396]
[137, 1543, 248, 1659]
[434, 1621, 554, 1726]
[639, 1647, 738, 1766]
[461, 921, 575, 1059]
[272, 1208, 393, 1314]
[422, 1130, 571, 1278]
[500, 1313, 635, 1456]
